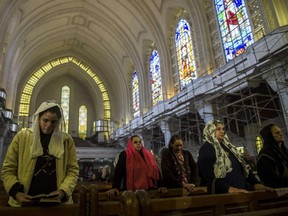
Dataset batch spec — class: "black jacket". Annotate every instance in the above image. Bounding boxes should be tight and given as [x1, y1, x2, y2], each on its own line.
[161, 148, 199, 188]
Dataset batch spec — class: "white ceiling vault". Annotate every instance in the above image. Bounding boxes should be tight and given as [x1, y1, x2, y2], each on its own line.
[0, 0, 208, 126]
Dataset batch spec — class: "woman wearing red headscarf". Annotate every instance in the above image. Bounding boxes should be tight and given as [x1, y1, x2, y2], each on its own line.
[107, 135, 160, 199]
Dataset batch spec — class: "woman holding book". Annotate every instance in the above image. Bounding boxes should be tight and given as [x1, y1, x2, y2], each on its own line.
[1, 100, 79, 206]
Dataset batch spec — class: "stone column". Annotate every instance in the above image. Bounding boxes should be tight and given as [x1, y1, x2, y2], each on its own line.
[264, 68, 288, 132]
[159, 117, 180, 146]
[196, 101, 216, 123]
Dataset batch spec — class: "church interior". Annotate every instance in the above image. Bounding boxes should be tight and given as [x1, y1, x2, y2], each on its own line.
[1, 0, 288, 215]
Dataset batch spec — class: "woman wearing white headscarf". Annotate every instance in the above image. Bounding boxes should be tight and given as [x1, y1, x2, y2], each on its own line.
[1, 101, 79, 206]
[198, 120, 268, 194]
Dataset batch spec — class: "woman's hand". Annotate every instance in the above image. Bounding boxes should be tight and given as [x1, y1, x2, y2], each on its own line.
[50, 189, 66, 201]
[254, 184, 274, 191]
[183, 183, 196, 194]
[228, 186, 248, 193]
[58, 190, 66, 201]
[158, 187, 168, 196]
[106, 188, 119, 200]
[15, 192, 33, 205]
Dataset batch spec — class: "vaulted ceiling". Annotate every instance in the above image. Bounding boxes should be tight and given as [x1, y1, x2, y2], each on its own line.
[0, 0, 208, 124]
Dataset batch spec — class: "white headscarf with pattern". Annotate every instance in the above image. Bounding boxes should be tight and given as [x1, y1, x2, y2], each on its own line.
[203, 120, 250, 178]
[30, 100, 65, 159]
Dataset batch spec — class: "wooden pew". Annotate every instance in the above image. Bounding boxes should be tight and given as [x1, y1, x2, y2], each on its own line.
[74, 181, 112, 193]
[0, 185, 87, 216]
[88, 184, 140, 216]
[85, 185, 207, 216]
[0, 204, 80, 216]
[229, 206, 288, 216]
[94, 186, 207, 201]
[135, 188, 288, 216]
[147, 186, 207, 198]
[0, 190, 9, 206]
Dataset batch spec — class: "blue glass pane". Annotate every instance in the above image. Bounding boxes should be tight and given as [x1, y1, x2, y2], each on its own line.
[215, 0, 254, 61]
[150, 50, 163, 106]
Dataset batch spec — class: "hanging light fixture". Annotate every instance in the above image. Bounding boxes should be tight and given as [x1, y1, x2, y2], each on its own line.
[2, 108, 13, 121]
[0, 87, 6, 108]
[9, 122, 18, 133]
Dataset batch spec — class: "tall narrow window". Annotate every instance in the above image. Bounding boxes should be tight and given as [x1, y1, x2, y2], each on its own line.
[132, 70, 140, 117]
[79, 105, 87, 139]
[215, 0, 254, 61]
[61, 86, 70, 133]
[150, 50, 163, 106]
[175, 19, 197, 90]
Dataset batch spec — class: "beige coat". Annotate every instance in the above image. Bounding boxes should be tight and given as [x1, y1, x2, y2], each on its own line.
[1, 128, 79, 207]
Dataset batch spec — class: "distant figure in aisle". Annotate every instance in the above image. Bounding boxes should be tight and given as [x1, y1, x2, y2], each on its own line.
[198, 120, 268, 194]
[106, 135, 160, 199]
[101, 165, 112, 182]
[161, 134, 199, 193]
[96, 166, 103, 181]
[88, 166, 96, 181]
[257, 124, 288, 188]
[1, 100, 79, 206]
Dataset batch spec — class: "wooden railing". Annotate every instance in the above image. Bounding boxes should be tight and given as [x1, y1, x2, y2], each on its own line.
[135, 188, 288, 216]
[1, 181, 288, 216]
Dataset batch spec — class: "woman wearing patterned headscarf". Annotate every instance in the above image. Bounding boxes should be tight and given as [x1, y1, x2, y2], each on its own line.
[198, 120, 267, 194]
[1, 101, 79, 206]
[257, 124, 288, 188]
[107, 135, 160, 200]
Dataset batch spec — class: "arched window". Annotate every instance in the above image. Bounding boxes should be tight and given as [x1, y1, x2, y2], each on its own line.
[132, 70, 140, 117]
[61, 85, 70, 133]
[79, 105, 87, 139]
[215, 0, 254, 61]
[175, 19, 197, 90]
[150, 50, 163, 106]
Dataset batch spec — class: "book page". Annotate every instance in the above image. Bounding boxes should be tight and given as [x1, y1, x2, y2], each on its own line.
[31, 192, 60, 200]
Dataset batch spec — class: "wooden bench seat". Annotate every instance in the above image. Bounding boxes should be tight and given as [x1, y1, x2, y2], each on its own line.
[228, 206, 288, 216]
[83, 185, 208, 216]
[136, 188, 288, 216]
[84, 184, 140, 216]
[5, 184, 282, 216]
[0, 204, 80, 216]
[74, 181, 112, 193]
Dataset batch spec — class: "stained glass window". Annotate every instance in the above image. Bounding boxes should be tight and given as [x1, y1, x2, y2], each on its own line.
[150, 50, 163, 106]
[215, 0, 254, 61]
[132, 70, 140, 117]
[79, 105, 87, 139]
[61, 85, 70, 133]
[175, 19, 197, 90]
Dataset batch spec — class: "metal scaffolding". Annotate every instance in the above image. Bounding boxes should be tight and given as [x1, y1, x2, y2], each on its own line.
[111, 28, 288, 158]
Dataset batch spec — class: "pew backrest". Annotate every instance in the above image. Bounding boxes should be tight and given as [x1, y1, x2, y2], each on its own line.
[136, 188, 288, 216]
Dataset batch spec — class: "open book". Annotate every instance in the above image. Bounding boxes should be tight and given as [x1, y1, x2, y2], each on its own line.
[31, 192, 59, 200]
[31, 192, 61, 205]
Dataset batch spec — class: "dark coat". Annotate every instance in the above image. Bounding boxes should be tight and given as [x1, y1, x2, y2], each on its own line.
[198, 142, 259, 194]
[257, 124, 288, 188]
[161, 148, 199, 188]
